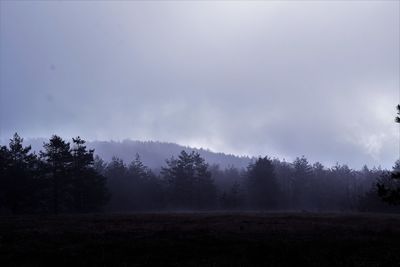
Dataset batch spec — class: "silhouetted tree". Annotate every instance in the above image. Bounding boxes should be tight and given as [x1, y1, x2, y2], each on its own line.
[359, 167, 400, 213]
[0, 145, 9, 212]
[246, 157, 280, 209]
[292, 156, 313, 209]
[104, 157, 129, 211]
[0, 134, 39, 214]
[128, 154, 165, 210]
[162, 151, 217, 209]
[273, 159, 293, 208]
[93, 155, 107, 175]
[70, 137, 109, 212]
[329, 163, 358, 210]
[40, 135, 72, 214]
[310, 162, 329, 210]
[377, 161, 400, 205]
[220, 180, 243, 209]
[210, 164, 244, 192]
[2, 132, 399, 214]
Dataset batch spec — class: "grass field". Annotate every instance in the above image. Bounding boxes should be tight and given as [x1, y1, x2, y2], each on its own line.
[1, 212, 400, 266]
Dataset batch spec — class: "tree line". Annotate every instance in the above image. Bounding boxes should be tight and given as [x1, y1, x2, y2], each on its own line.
[1, 132, 399, 214]
[0, 134, 109, 214]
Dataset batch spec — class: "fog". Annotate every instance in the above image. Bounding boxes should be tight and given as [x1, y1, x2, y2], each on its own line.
[1, 3, 400, 265]
[1, 1, 398, 169]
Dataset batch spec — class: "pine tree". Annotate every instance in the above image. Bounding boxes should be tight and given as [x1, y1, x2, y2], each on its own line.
[162, 151, 216, 209]
[70, 136, 109, 212]
[40, 135, 72, 214]
[0, 133, 38, 214]
[246, 157, 280, 209]
[292, 156, 313, 209]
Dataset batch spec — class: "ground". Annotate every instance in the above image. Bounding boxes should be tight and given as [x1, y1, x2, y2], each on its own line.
[1, 212, 400, 266]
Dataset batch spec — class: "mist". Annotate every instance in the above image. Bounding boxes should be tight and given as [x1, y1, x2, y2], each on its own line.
[1, 1, 398, 169]
[1, 1, 400, 266]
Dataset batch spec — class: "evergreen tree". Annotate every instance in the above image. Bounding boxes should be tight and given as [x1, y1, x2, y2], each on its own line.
[105, 157, 129, 211]
[329, 163, 357, 210]
[128, 154, 151, 179]
[105, 155, 164, 211]
[246, 156, 280, 209]
[220, 180, 243, 209]
[377, 160, 400, 205]
[128, 154, 164, 210]
[93, 155, 107, 176]
[0, 145, 11, 212]
[311, 162, 328, 210]
[273, 159, 293, 209]
[292, 156, 313, 209]
[0, 133, 38, 214]
[40, 135, 72, 214]
[70, 137, 109, 212]
[162, 151, 216, 209]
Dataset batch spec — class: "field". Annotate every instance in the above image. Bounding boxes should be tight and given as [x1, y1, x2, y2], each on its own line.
[1, 212, 400, 266]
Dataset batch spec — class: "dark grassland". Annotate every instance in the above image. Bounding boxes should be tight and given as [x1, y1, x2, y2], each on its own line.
[1, 212, 400, 266]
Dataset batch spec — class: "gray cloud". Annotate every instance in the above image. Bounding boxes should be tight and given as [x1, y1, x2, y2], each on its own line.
[0, 1, 398, 169]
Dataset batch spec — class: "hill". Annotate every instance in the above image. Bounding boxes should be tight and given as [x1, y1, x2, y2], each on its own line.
[19, 138, 252, 169]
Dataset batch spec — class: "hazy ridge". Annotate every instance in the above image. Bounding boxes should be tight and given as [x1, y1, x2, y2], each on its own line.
[18, 138, 252, 169]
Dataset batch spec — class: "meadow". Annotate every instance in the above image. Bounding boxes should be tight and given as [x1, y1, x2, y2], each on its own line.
[1, 212, 400, 266]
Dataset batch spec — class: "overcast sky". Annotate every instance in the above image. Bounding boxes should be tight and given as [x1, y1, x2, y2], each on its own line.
[0, 1, 399, 168]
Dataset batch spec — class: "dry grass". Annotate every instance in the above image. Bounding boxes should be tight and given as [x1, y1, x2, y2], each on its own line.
[1, 212, 400, 266]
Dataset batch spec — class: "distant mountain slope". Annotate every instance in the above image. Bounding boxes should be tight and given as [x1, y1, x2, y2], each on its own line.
[18, 138, 252, 169]
[90, 140, 251, 169]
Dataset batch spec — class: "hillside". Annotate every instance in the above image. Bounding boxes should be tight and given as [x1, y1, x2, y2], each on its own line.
[20, 138, 252, 169]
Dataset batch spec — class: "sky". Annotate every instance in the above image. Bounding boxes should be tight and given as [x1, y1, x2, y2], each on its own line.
[0, 1, 399, 169]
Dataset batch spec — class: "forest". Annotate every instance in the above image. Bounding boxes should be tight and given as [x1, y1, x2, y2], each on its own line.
[1, 132, 399, 215]
[1, 1, 399, 265]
